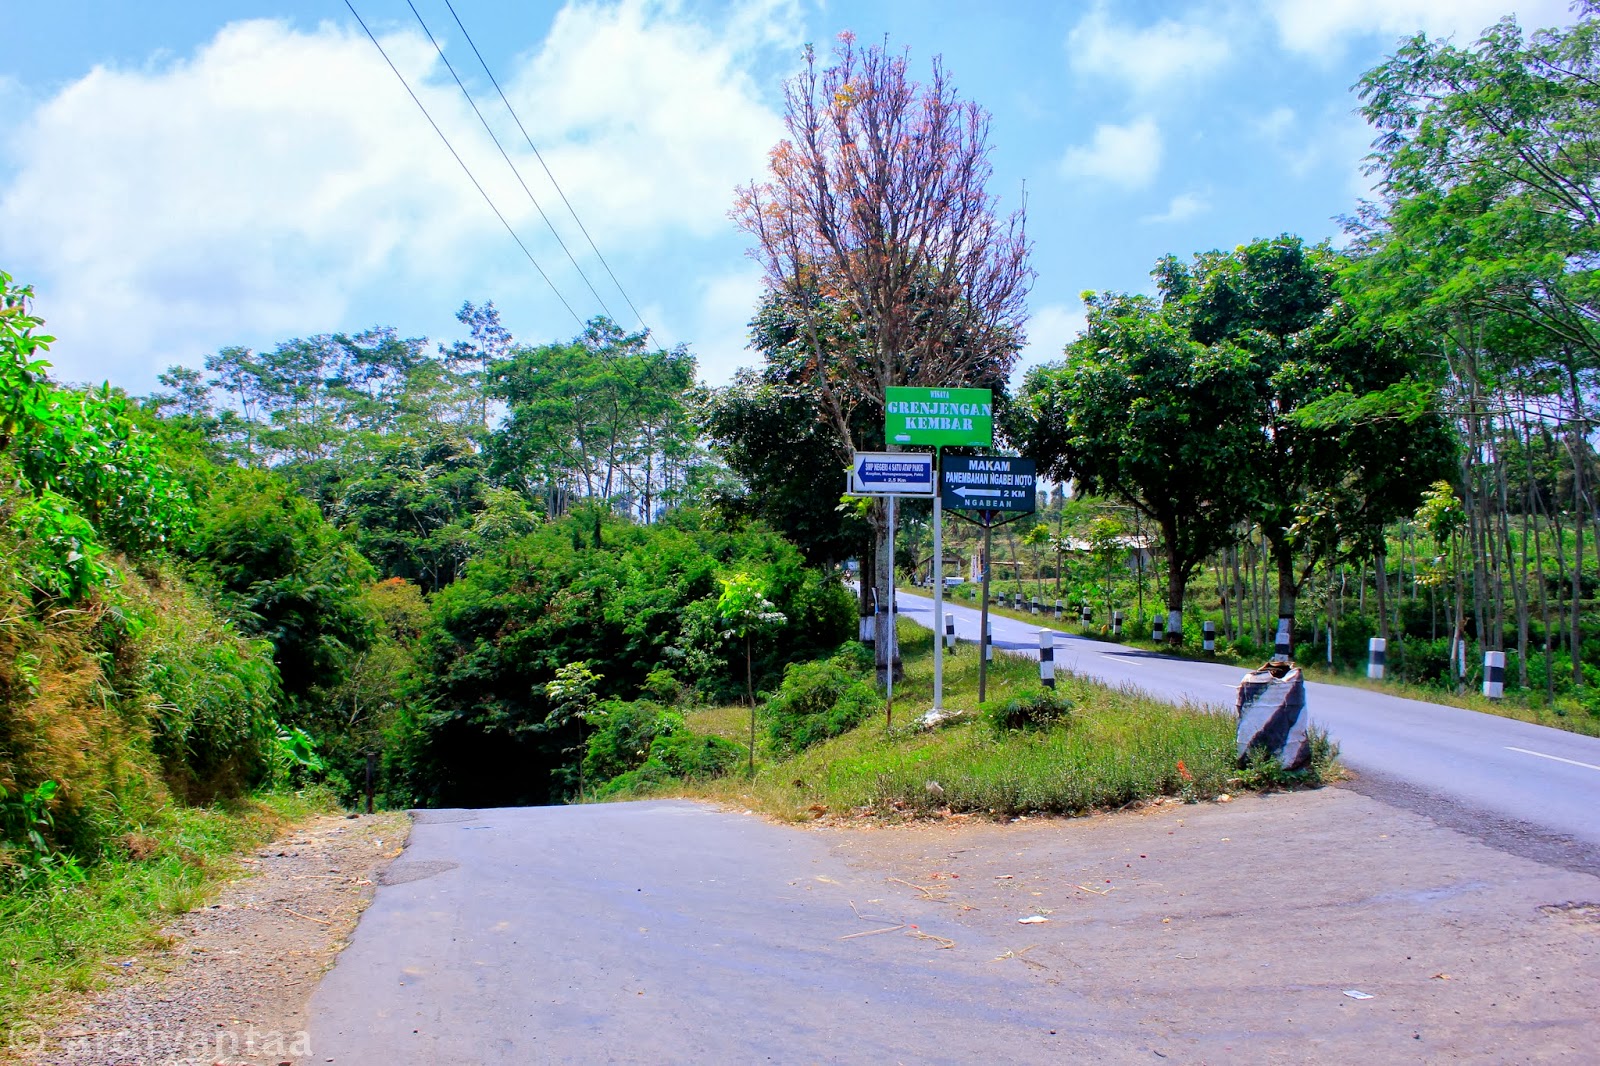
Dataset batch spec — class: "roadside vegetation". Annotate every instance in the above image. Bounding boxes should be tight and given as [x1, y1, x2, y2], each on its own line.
[600, 622, 1336, 820]
[0, 791, 334, 1043]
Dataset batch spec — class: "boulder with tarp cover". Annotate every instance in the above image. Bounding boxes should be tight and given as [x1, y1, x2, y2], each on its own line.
[1234, 662, 1311, 770]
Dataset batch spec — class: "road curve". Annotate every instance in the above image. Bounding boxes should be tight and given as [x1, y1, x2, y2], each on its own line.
[897, 588, 1600, 856]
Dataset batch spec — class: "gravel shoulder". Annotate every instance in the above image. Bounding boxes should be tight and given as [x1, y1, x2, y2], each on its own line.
[825, 784, 1600, 1063]
[13, 811, 408, 1066]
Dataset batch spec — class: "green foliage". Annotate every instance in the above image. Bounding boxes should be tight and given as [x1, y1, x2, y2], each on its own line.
[409, 508, 853, 806]
[6, 490, 109, 601]
[763, 646, 882, 755]
[135, 579, 281, 801]
[0, 271, 54, 454]
[0, 780, 62, 868]
[187, 468, 376, 701]
[648, 731, 742, 779]
[981, 688, 1074, 735]
[583, 700, 682, 783]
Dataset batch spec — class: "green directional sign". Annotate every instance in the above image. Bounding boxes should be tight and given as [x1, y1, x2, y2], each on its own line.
[884, 386, 993, 448]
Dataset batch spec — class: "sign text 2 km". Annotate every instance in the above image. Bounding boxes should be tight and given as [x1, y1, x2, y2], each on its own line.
[941, 455, 1037, 513]
[884, 387, 993, 448]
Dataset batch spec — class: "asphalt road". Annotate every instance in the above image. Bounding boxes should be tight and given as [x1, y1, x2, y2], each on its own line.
[307, 802, 1098, 1064]
[897, 588, 1600, 857]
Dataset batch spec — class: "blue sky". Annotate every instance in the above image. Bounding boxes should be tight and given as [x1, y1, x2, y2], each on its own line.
[2, 0, 1578, 394]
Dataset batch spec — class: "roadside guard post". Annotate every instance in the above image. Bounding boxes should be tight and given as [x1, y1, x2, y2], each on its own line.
[1368, 637, 1386, 680]
[1038, 630, 1055, 688]
[1203, 621, 1216, 654]
[1483, 650, 1505, 699]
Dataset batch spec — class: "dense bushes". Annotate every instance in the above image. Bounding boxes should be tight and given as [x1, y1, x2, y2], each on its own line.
[763, 643, 880, 754]
[396, 507, 854, 807]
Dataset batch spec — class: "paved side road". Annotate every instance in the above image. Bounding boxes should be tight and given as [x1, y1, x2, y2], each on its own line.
[308, 796, 1600, 1064]
[307, 802, 1077, 1064]
[897, 589, 1600, 860]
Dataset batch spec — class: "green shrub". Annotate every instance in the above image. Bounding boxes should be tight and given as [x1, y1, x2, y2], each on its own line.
[649, 732, 741, 779]
[583, 700, 681, 784]
[763, 647, 881, 754]
[981, 688, 1074, 734]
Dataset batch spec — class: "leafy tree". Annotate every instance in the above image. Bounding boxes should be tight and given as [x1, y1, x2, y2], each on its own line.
[1353, 6, 1600, 367]
[1018, 292, 1259, 639]
[545, 661, 602, 800]
[489, 318, 701, 519]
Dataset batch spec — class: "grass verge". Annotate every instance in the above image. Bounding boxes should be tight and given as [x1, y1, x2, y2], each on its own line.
[0, 789, 338, 1048]
[659, 621, 1333, 822]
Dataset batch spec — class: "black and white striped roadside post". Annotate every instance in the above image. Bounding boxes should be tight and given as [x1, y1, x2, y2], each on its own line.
[1368, 637, 1386, 680]
[1202, 621, 1216, 654]
[1080, 605, 1092, 627]
[1039, 629, 1055, 688]
[1483, 650, 1506, 699]
[1014, 591, 1023, 611]
[1054, 599, 1063, 621]
[945, 614, 956, 651]
[1274, 618, 1293, 662]
[985, 618, 994, 661]
[1112, 610, 1123, 637]
[1031, 596, 1040, 615]
[1152, 617, 1164, 643]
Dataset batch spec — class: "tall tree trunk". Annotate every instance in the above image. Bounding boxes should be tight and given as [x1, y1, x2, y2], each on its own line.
[1374, 543, 1390, 644]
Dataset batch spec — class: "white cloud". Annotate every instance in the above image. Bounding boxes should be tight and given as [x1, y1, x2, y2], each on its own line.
[0, 1, 796, 386]
[1140, 191, 1210, 224]
[1266, 0, 1575, 56]
[1059, 115, 1162, 188]
[1067, 5, 1232, 93]
[1017, 302, 1088, 378]
[682, 267, 765, 385]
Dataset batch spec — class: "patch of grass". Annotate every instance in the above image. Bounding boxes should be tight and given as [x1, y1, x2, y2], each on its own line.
[0, 790, 337, 1048]
[652, 619, 1334, 822]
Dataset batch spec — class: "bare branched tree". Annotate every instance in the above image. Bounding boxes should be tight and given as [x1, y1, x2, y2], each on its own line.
[734, 32, 1033, 681]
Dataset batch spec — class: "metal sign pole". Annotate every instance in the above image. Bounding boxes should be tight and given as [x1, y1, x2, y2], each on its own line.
[932, 448, 944, 713]
[979, 513, 993, 705]
[886, 493, 896, 727]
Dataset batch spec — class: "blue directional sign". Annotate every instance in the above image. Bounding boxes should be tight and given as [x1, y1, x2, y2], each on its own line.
[848, 452, 935, 496]
[941, 455, 1037, 512]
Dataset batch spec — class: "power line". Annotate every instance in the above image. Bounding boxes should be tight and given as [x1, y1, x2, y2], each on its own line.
[403, 0, 619, 324]
[439, 0, 660, 345]
[343, 0, 584, 329]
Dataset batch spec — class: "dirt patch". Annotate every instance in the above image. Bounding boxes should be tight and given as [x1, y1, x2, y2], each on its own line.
[13, 811, 408, 1066]
[824, 786, 1600, 1063]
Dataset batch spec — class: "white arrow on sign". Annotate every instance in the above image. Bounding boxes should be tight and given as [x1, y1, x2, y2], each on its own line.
[953, 486, 1002, 498]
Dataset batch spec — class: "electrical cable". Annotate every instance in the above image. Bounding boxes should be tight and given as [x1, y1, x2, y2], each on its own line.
[403, 0, 620, 324]
[343, 0, 584, 329]
[440, 0, 660, 345]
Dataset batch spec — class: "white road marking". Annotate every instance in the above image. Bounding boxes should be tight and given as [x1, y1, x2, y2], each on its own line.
[1505, 746, 1600, 773]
